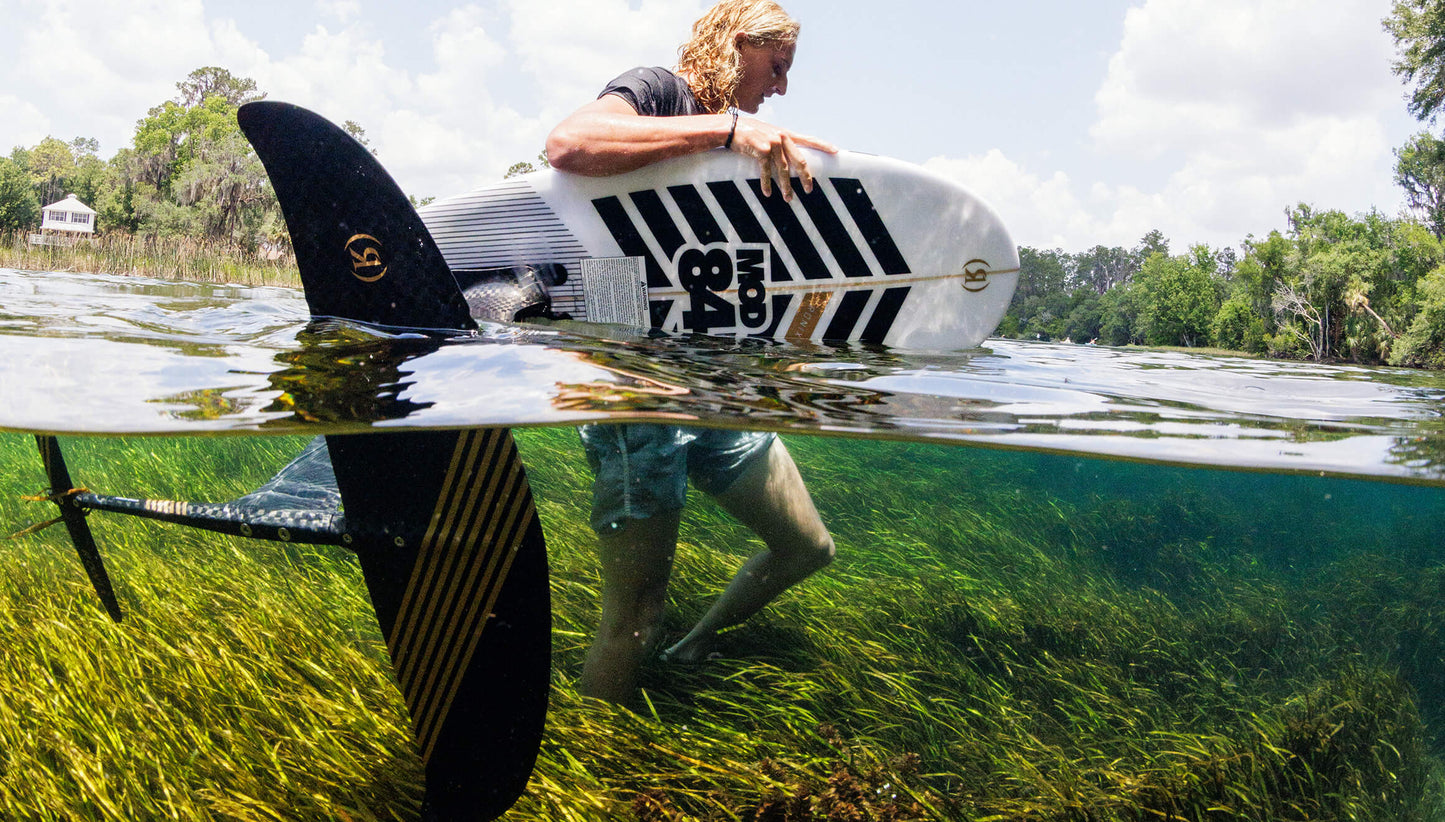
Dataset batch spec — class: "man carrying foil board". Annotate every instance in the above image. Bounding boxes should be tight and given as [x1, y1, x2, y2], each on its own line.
[547, 0, 839, 706]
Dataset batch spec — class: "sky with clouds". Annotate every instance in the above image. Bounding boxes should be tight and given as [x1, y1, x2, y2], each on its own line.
[0, 0, 1427, 253]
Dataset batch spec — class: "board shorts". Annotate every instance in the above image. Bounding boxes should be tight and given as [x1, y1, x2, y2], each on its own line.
[579, 423, 776, 534]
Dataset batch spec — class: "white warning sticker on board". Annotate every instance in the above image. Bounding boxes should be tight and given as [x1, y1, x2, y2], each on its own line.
[580, 256, 649, 328]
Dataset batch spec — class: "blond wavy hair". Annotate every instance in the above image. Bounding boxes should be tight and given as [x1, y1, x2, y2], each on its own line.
[676, 0, 799, 114]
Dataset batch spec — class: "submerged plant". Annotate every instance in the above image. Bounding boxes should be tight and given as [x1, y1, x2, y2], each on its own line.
[0, 431, 1442, 820]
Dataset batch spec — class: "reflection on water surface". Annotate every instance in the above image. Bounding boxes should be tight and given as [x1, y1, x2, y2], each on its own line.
[2, 267, 1444, 483]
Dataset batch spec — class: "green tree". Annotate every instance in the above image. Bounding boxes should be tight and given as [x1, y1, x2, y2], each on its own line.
[1004, 247, 1079, 340]
[1134, 250, 1219, 347]
[98, 149, 142, 233]
[1213, 245, 1239, 277]
[1136, 229, 1169, 260]
[27, 136, 77, 207]
[504, 150, 551, 179]
[1098, 280, 1143, 345]
[0, 158, 40, 233]
[133, 81, 259, 197]
[125, 70, 278, 242]
[1234, 231, 1294, 332]
[133, 100, 188, 194]
[1213, 295, 1266, 353]
[1270, 279, 1327, 360]
[1395, 132, 1445, 237]
[1376, 220, 1445, 343]
[1385, 0, 1445, 123]
[176, 67, 263, 108]
[67, 138, 107, 208]
[1016, 246, 1070, 300]
[1074, 244, 1139, 294]
[1391, 264, 1445, 366]
[10, 135, 108, 220]
[171, 128, 272, 242]
[1061, 289, 1104, 343]
[1267, 205, 1394, 361]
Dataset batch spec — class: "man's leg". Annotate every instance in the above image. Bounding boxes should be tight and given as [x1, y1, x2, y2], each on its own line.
[579, 511, 683, 704]
[663, 439, 834, 662]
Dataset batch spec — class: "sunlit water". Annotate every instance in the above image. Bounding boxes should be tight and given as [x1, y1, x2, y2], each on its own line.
[5, 266, 1445, 818]
[3, 268, 1443, 484]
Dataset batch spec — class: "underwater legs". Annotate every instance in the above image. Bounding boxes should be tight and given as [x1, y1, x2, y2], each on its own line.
[580, 511, 684, 704]
[664, 439, 835, 663]
[580, 438, 834, 704]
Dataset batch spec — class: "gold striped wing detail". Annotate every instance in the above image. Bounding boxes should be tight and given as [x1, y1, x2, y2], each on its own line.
[385, 429, 535, 762]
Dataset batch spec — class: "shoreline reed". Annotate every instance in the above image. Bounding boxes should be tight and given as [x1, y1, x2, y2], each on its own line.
[0, 231, 301, 289]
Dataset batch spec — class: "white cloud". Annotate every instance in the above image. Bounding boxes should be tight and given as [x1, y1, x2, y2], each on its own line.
[251, 24, 415, 120]
[927, 126, 1403, 253]
[231, 14, 509, 197]
[930, 0, 1411, 252]
[0, 95, 51, 151]
[1093, 0, 1398, 149]
[502, 0, 704, 116]
[1090, 0, 1406, 230]
[1, 0, 523, 196]
[316, 0, 360, 22]
[1, 0, 263, 155]
[418, 4, 507, 108]
[0, 0, 767, 201]
[364, 0, 708, 197]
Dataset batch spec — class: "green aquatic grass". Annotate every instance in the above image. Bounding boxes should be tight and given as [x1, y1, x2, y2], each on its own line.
[0, 435, 419, 820]
[0, 430, 1443, 820]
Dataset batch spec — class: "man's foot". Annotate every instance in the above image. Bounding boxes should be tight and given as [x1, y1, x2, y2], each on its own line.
[659, 633, 720, 664]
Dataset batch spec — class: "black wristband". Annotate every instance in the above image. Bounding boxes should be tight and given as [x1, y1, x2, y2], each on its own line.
[724, 106, 739, 150]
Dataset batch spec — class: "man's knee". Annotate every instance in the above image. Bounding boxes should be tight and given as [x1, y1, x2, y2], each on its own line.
[783, 531, 834, 575]
[812, 533, 836, 571]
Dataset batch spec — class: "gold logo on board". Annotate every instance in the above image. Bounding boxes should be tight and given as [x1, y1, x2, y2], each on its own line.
[345, 234, 387, 282]
[962, 259, 991, 292]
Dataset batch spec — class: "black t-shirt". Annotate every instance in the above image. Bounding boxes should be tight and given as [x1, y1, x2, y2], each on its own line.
[599, 67, 704, 117]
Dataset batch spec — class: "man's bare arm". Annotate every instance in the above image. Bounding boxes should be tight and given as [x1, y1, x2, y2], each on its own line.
[547, 96, 731, 176]
[546, 95, 837, 202]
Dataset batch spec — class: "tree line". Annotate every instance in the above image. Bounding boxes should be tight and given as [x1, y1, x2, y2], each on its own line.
[998, 208, 1445, 368]
[0, 67, 390, 254]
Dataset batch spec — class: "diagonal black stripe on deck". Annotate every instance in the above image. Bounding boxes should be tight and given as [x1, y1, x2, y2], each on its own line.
[861, 286, 911, 343]
[629, 190, 686, 261]
[593, 196, 669, 288]
[823, 289, 873, 340]
[705, 179, 797, 281]
[830, 178, 910, 275]
[667, 185, 726, 244]
[705, 181, 793, 282]
[748, 179, 832, 281]
[797, 184, 871, 277]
